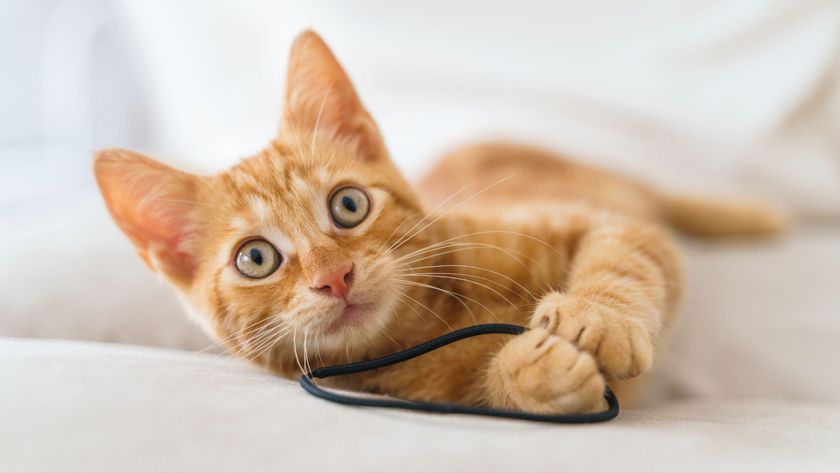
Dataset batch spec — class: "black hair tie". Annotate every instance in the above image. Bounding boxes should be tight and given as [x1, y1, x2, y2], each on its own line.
[299, 323, 619, 423]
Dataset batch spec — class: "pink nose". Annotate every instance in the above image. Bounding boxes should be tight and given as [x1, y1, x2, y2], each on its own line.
[311, 263, 353, 299]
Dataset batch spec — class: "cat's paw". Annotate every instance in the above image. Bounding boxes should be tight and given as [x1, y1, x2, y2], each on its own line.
[530, 291, 653, 379]
[494, 328, 607, 414]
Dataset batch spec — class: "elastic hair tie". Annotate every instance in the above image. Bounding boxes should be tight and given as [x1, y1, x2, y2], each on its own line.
[300, 323, 619, 424]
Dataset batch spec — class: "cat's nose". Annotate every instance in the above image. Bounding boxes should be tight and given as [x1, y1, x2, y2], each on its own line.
[310, 262, 353, 299]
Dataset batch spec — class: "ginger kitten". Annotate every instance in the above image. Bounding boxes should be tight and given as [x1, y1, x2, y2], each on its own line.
[94, 31, 784, 413]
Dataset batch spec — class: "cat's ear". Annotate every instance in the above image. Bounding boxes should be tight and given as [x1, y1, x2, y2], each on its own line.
[94, 149, 200, 286]
[281, 30, 385, 161]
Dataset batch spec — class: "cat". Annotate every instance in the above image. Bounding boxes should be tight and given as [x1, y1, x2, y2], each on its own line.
[94, 30, 785, 414]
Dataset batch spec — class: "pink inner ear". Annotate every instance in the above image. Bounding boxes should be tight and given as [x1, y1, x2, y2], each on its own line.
[119, 195, 197, 281]
[95, 150, 199, 284]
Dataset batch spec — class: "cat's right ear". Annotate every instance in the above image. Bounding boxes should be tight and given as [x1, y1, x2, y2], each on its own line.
[280, 30, 386, 161]
[93, 149, 200, 287]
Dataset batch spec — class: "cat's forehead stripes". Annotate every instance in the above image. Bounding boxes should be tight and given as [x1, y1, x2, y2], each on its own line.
[260, 225, 297, 256]
[228, 216, 249, 232]
[230, 168, 329, 252]
[248, 195, 272, 221]
[290, 172, 313, 195]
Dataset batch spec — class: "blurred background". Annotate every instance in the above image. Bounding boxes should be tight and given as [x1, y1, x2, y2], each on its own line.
[1, 0, 839, 399]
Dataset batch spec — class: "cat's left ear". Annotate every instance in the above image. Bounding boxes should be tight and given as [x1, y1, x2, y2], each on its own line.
[94, 149, 200, 287]
[281, 30, 386, 161]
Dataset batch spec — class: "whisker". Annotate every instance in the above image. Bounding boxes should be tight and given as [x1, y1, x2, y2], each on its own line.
[394, 280, 478, 324]
[395, 241, 525, 264]
[393, 278, 501, 323]
[389, 286, 454, 330]
[374, 216, 413, 259]
[246, 323, 292, 363]
[389, 229, 559, 291]
[373, 323, 400, 350]
[394, 239, 537, 267]
[314, 329, 326, 371]
[396, 243, 534, 271]
[387, 288, 425, 322]
[234, 322, 278, 360]
[309, 81, 336, 165]
[303, 328, 311, 377]
[193, 307, 289, 355]
[399, 229, 563, 262]
[249, 327, 291, 364]
[193, 315, 272, 355]
[382, 181, 474, 257]
[243, 318, 286, 355]
[394, 272, 520, 308]
[386, 175, 515, 256]
[398, 263, 537, 300]
[292, 325, 305, 376]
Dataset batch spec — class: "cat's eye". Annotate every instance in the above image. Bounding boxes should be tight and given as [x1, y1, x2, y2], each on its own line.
[235, 239, 282, 279]
[329, 186, 370, 228]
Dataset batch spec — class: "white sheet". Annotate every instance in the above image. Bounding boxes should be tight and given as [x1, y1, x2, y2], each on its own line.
[2, 336, 838, 472]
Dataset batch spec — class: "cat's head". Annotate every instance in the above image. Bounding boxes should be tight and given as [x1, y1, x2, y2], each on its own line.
[94, 31, 431, 371]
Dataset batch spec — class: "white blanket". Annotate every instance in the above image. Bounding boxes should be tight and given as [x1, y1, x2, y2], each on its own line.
[2, 336, 838, 472]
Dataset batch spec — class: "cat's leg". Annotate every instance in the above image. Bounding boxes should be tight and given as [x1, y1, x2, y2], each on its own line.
[482, 218, 679, 413]
[531, 220, 682, 380]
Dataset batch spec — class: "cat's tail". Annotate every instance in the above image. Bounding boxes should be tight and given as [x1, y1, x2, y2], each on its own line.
[658, 192, 789, 237]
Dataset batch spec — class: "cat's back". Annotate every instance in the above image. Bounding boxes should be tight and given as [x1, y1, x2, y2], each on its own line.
[416, 141, 660, 222]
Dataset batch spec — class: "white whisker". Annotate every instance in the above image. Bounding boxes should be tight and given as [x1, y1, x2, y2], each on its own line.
[394, 272, 520, 309]
[397, 243, 534, 270]
[390, 287, 454, 330]
[382, 181, 474, 257]
[292, 324, 305, 376]
[393, 278, 501, 323]
[398, 263, 537, 300]
[386, 175, 515, 256]
[387, 288, 424, 321]
[193, 314, 273, 355]
[309, 82, 335, 165]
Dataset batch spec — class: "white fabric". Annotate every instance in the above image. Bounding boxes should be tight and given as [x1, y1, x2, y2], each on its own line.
[2, 336, 839, 473]
[5, 1, 840, 215]
[113, 0, 840, 213]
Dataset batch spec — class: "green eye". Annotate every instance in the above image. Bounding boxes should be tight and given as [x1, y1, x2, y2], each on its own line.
[329, 186, 370, 228]
[235, 239, 281, 279]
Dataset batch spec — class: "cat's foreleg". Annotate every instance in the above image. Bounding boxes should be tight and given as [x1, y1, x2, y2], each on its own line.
[530, 220, 682, 380]
[483, 218, 680, 413]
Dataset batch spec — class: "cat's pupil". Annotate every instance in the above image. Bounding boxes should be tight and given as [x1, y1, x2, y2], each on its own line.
[249, 248, 263, 265]
[342, 195, 357, 212]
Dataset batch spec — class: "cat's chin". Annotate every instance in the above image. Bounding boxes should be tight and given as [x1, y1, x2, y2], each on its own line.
[314, 291, 397, 352]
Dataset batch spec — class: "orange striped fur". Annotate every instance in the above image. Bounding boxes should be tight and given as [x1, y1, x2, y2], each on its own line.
[94, 30, 783, 413]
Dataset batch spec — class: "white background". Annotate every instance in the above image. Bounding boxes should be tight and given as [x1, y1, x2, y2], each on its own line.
[2, 0, 840, 223]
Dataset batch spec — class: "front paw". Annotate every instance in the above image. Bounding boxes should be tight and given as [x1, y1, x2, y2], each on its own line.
[493, 328, 607, 414]
[530, 291, 653, 379]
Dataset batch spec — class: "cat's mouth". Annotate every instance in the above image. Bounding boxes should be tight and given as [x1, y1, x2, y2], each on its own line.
[326, 301, 375, 332]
